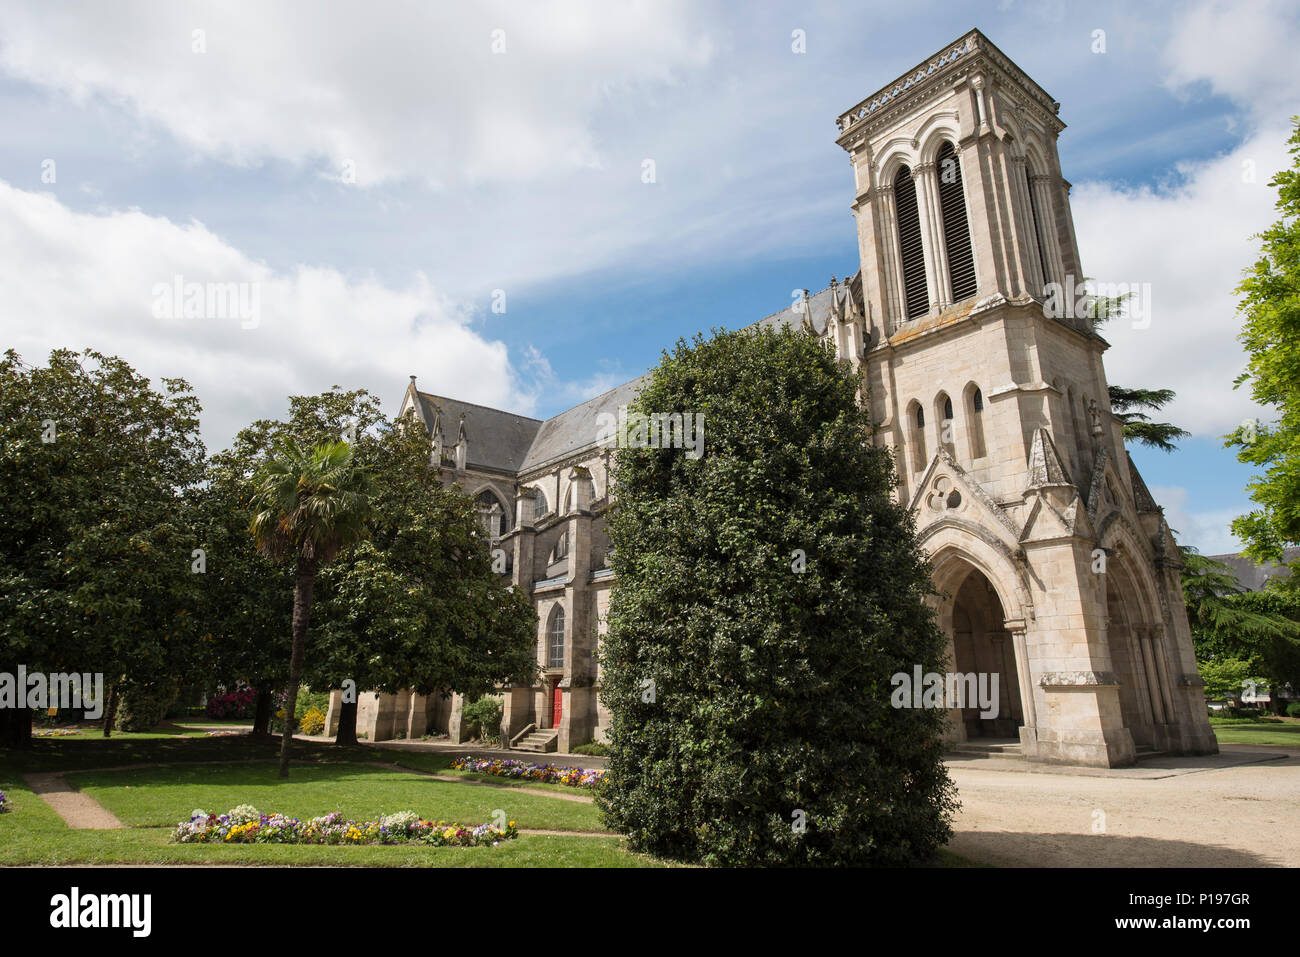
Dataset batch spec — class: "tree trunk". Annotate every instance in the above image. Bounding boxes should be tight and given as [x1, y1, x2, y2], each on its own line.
[101, 684, 119, 738]
[279, 558, 316, 778]
[0, 706, 32, 749]
[252, 686, 273, 737]
[335, 697, 359, 747]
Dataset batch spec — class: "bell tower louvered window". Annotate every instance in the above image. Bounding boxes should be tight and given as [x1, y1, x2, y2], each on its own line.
[936, 142, 976, 302]
[894, 166, 929, 321]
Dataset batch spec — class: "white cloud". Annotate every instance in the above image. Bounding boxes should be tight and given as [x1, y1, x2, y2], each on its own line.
[0, 180, 531, 450]
[1071, 0, 1300, 438]
[1072, 126, 1284, 436]
[0, 0, 714, 189]
[1162, 0, 1300, 119]
[1150, 484, 1246, 554]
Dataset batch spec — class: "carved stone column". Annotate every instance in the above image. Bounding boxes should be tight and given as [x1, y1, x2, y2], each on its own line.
[1007, 619, 1037, 737]
[876, 183, 905, 332]
[1031, 173, 1067, 295]
[1008, 153, 1046, 297]
[913, 161, 947, 311]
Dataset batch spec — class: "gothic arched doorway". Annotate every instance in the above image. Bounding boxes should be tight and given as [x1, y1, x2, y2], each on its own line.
[1103, 556, 1168, 749]
[949, 568, 1025, 738]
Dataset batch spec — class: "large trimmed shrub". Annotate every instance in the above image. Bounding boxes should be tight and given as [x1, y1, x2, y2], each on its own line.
[597, 325, 957, 866]
[463, 695, 504, 743]
[115, 678, 180, 732]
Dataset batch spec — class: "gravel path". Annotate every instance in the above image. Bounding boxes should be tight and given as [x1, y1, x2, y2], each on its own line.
[945, 747, 1299, 867]
[22, 772, 124, 829]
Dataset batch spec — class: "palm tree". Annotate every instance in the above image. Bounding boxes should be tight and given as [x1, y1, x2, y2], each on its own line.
[249, 439, 373, 777]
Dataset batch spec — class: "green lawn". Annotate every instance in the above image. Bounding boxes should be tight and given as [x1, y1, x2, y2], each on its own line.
[0, 777, 646, 866]
[68, 761, 605, 832]
[1210, 716, 1300, 747]
[0, 733, 974, 867]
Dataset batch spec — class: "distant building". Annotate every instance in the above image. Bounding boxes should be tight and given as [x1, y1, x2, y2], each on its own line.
[1206, 548, 1299, 593]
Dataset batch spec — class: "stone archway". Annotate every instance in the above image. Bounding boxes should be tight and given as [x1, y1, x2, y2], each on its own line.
[950, 570, 1024, 738]
[1103, 553, 1173, 750]
[924, 529, 1033, 748]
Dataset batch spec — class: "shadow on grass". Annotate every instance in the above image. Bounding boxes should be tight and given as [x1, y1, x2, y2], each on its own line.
[0, 733, 375, 774]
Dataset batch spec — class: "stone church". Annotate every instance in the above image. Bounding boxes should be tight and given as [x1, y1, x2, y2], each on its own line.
[326, 29, 1217, 768]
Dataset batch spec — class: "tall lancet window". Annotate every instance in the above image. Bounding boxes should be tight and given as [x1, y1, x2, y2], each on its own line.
[909, 401, 927, 473]
[967, 385, 987, 460]
[894, 165, 929, 321]
[936, 142, 977, 303]
[547, 606, 566, 669]
[937, 393, 956, 457]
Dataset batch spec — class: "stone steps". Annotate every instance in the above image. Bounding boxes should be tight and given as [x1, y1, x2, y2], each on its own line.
[951, 737, 1022, 756]
[513, 730, 559, 753]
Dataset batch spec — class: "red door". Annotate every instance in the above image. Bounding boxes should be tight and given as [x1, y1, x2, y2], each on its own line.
[551, 682, 564, 728]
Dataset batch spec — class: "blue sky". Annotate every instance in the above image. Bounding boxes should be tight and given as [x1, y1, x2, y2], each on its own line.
[0, 0, 1295, 554]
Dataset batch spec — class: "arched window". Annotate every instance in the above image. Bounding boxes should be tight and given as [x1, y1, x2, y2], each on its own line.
[967, 385, 987, 460]
[530, 486, 547, 517]
[936, 142, 977, 303]
[894, 165, 929, 321]
[546, 606, 565, 669]
[475, 489, 510, 535]
[549, 530, 569, 564]
[909, 402, 927, 473]
[936, 393, 956, 457]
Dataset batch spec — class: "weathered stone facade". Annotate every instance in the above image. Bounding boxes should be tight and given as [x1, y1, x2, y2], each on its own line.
[329, 29, 1217, 768]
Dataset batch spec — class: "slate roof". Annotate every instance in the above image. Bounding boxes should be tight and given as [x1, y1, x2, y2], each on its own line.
[410, 275, 856, 477]
[750, 282, 841, 336]
[1206, 547, 1300, 593]
[519, 375, 648, 473]
[416, 392, 541, 474]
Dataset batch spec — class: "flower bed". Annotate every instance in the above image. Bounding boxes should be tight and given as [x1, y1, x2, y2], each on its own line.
[451, 756, 606, 789]
[206, 688, 256, 719]
[32, 728, 80, 738]
[0, 791, 11, 814]
[171, 806, 518, 847]
[205, 730, 241, 737]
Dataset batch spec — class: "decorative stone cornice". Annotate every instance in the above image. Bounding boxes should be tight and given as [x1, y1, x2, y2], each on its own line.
[835, 29, 1063, 148]
[837, 33, 977, 135]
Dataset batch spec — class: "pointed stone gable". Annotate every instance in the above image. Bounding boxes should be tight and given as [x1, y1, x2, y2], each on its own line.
[1024, 427, 1074, 490]
[1126, 451, 1160, 514]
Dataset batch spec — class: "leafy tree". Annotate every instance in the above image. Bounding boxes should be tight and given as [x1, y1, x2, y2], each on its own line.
[1197, 657, 1258, 702]
[218, 387, 535, 745]
[1180, 550, 1295, 650]
[1227, 118, 1300, 574]
[0, 349, 205, 747]
[192, 454, 293, 735]
[1084, 286, 1188, 453]
[249, 440, 374, 777]
[597, 325, 956, 866]
[1107, 386, 1190, 453]
[200, 387, 385, 733]
[1181, 547, 1300, 711]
